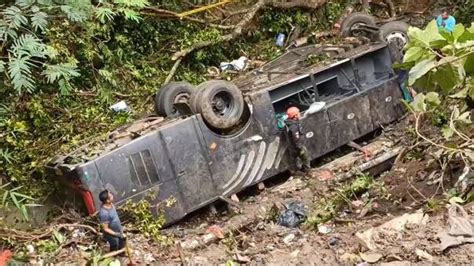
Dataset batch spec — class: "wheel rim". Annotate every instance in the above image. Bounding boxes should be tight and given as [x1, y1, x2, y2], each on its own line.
[385, 31, 408, 52]
[350, 22, 368, 37]
[211, 91, 234, 117]
[171, 92, 190, 114]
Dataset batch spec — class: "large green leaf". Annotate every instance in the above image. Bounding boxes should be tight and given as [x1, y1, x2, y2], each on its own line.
[452, 24, 465, 43]
[408, 58, 436, 86]
[411, 93, 427, 112]
[433, 60, 463, 94]
[403, 47, 423, 62]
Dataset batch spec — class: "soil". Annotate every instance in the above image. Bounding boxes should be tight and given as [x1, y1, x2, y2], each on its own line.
[107, 118, 473, 265]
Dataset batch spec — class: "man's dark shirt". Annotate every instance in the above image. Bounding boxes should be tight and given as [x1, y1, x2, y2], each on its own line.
[285, 119, 304, 148]
[99, 205, 123, 235]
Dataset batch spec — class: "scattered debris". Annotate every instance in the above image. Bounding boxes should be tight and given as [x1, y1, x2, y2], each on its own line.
[283, 234, 296, 245]
[415, 248, 433, 262]
[360, 252, 383, 263]
[340, 252, 360, 263]
[318, 224, 332, 234]
[233, 253, 251, 263]
[109, 100, 130, 112]
[356, 210, 428, 250]
[277, 201, 306, 228]
[312, 169, 336, 181]
[328, 237, 339, 247]
[439, 203, 474, 251]
[276, 33, 285, 47]
[220, 56, 248, 71]
[207, 225, 225, 239]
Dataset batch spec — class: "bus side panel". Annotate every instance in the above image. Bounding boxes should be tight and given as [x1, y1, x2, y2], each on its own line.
[195, 92, 286, 197]
[368, 77, 405, 126]
[159, 118, 217, 212]
[300, 109, 332, 160]
[93, 133, 186, 221]
[117, 180, 186, 225]
[326, 92, 374, 149]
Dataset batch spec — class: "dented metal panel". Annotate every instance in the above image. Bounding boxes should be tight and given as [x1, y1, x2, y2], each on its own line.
[46, 43, 407, 226]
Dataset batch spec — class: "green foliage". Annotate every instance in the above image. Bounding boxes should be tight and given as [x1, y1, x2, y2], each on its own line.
[121, 194, 175, 244]
[402, 21, 474, 96]
[0, 183, 35, 221]
[307, 174, 374, 228]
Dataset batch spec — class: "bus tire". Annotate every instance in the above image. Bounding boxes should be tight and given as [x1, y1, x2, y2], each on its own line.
[197, 80, 244, 130]
[155, 82, 196, 117]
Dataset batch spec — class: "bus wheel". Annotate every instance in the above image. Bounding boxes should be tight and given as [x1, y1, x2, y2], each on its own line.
[340, 12, 376, 38]
[155, 81, 196, 117]
[380, 21, 409, 54]
[197, 80, 244, 130]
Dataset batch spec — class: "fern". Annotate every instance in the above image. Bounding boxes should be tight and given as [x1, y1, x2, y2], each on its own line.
[10, 34, 46, 58]
[114, 0, 149, 8]
[8, 56, 35, 94]
[31, 11, 48, 31]
[95, 7, 116, 23]
[120, 8, 141, 23]
[2, 6, 28, 29]
[42, 63, 80, 84]
[60, 0, 92, 22]
[15, 0, 36, 8]
[0, 61, 5, 73]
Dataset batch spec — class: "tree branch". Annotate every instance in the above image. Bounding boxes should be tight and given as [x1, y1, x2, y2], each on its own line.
[164, 0, 327, 83]
[142, 7, 235, 29]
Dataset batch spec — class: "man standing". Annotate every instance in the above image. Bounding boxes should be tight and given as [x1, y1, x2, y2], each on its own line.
[285, 107, 311, 173]
[99, 190, 126, 252]
[436, 9, 456, 32]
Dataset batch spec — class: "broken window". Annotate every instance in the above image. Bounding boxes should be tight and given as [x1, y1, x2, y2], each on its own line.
[128, 150, 160, 186]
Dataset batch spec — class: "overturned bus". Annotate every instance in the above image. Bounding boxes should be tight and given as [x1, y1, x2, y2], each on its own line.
[46, 38, 406, 225]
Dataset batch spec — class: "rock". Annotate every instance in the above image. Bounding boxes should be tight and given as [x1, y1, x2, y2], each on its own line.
[415, 248, 433, 262]
[26, 245, 35, 254]
[352, 200, 364, 208]
[356, 210, 429, 250]
[380, 261, 412, 266]
[283, 234, 296, 245]
[340, 252, 360, 263]
[258, 182, 266, 190]
[266, 245, 275, 251]
[202, 233, 217, 244]
[272, 178, 305, 194]
[191, 256, 209, 264]
[318, 225, 332, 234]
[143, 253, 155, 264]
[439, 203, 474, 251]
[328, 237, 339, 247]
[181, 239, 200, 250]
[290, 250, 300, 257]
[360, 252, 383, 263]
[233, 253, 251, 263]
